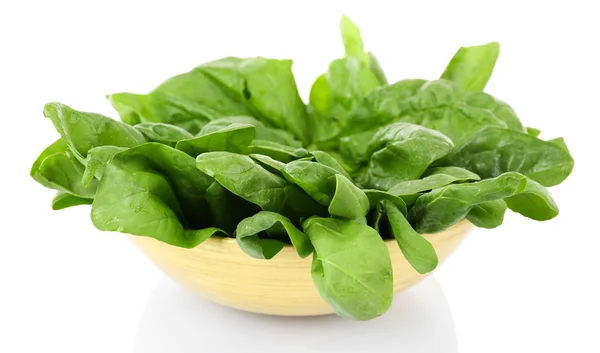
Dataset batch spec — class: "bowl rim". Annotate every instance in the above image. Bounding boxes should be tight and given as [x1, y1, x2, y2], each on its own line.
[198, 219, 472, 248]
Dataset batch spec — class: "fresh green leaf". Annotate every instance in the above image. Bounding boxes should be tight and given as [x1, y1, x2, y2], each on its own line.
[249, 140, 310, 163]
[52, 192, 93, 210]
[357, 122, 454, 190]
[236, 211, 312, 259]
[328, 174, 369, 221]
[134, 122, 193, 147]
[388, 166, 480, 205]
[526, 127, 542, 137]
[199, 57, 309, 143]
[282, 160, 340, 205]
[176, 123, 255, 156]
[196, 152, 288, 212]
[409, 172, 527, 233]
[304, 217, 393, 320]
[505, 178, 559, 221]
[466, 200, 508, 228]
[311, 150, 352, 180]
[44, 102, 146, 160]
[446, 127, 574, 187]
[383, 200, 438, 274]
[82, 146, 127, 187]
[441, 42, 500, 91]
[199, 116, 302, 147]
[91, 143, 220, 247]
[249, 153, 286, 175]
[363, 189, 408, 216]
[205, 181, 260, 234]
[37, 149, 98, 198]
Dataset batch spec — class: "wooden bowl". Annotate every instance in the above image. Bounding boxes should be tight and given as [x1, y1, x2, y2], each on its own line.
[129, 220, 472, 316]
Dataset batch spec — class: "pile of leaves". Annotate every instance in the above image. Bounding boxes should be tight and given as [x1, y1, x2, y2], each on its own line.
[31, 17, 574, 320]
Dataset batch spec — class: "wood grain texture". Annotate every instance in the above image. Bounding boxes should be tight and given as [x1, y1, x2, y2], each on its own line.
[129, 220, 472, 316]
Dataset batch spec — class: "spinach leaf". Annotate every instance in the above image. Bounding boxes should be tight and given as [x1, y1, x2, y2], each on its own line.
[363, 189, 408, 216]
[441, 42, 500, 92]
[108, 70, 253, 134]
[357, 123, 454, 190]
[176, 123, 255, 157]
[205, 181, 260, 234]
[31, 138, 70, 187]
[248, 140, 310, 163]
[82, 146, 127, 187]
[388, 166, 480, 205]
[368, 52, 388, 85]
[44, 102, 146, 160]
[92, 143, 220, 247]
[304, 217, 393, 320]
[249, 153, 286, 176]
[328, 174, 369, 221]
[196, 152, 288, 212]
[383, 200, 438, 274]
[311, 150, 352, 180]
[505, 178, 559, 221]
[527, 127, 542, 137]
[134, 122, 193, 147]
[199, 116, 302, 147]
[346, 79, 522, 145]
[339, 128, 379, 164]
[36, 148, 98, 198]
[236, 211, 313, 259]
[409, 172, 527, 233]
[446, 127, 574, 187]
[466, 200, 508, 229]
[52, 192, 93, 210]
[199, 57, 309, 143]
[283, 160, 368, 220]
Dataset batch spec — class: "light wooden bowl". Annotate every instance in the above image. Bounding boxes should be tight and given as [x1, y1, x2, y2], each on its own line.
[129, 220, 472, 317]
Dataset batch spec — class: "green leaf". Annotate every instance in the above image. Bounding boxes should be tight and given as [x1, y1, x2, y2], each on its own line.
[304, 217, 393, 320]
[466, 200, 508, 229]
[388, 166, 480, 205]
[311, 150, 352, 180]
[526, 127, 542, 137]
[134, 122, 193, 147]
[44, 102, 146, 160]
[236, 211, 313, 259]
[347, 79, 524, 145]
[441, 42, 500, 91]
[52, 192, 93, 210]
[446, 127, 574, 187]
[249, 153, 286, 176]
[409, 172, 527, 233]
[91, 143, 217, 247]
[368, 52, 388, 85]
[282, 160, 340, 205]
[176, 123, 255, 156]
[36, 148, 98, 198]
[31, 138, 69, 187]
[383, 200, 438, 274]
[82, 146, 127, 187]
[340, 15, 370, 64]
[199, 57, 309, 143]
[363, 189, 408, 216]
[357, 123, 454, 190]
[205, 181, 260, 234]
[328, 174, 369, 221]
[199, 116, 301, 147]
[196, 152, 288, 212]
[505, 178, 559, 221]
[108, 69, 253, 134]
[248, 140, 310, 163]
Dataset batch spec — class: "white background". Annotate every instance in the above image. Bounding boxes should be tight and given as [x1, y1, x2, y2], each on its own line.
[1, 1, 599, 352]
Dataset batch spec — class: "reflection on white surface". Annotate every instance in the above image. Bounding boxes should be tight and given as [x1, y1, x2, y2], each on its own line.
[135, 276, 457, 353]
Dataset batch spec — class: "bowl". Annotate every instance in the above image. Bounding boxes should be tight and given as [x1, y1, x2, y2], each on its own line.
[129, 220, 472, 317]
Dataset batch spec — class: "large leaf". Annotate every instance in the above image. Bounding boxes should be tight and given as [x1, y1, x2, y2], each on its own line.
[466, 200, 508, 229]
[44, 102, 146, 160]
[505, 178, 559, 221]
[409, 172, 527, 233]
[441, 42, 500, 91]
[134, 122, 193, 147]
[92, 143, 219, 248]
[236, 211, 312, 259]
[196, 152, 288, 212]
[357, 122, 454, 190]
[199, 57, 309, 143]
[304, 217, 393, 320]
[383, 200, 438, 274]
[446, 127, 574, 187]
[199, 116, 301, 147]
[176, 123, 255, 156]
